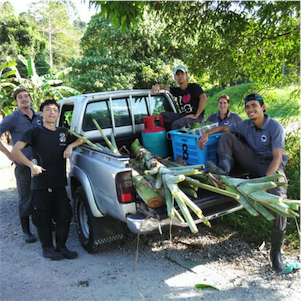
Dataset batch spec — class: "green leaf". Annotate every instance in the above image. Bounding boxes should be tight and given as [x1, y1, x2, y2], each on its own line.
[195, 284, 220, 290]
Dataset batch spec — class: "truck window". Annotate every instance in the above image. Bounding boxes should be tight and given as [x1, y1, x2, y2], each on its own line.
[83, 101, 111, 131]
[82, 95, 173, 132]
[150, 95, 173, 115]
[59, 104, 74, 128]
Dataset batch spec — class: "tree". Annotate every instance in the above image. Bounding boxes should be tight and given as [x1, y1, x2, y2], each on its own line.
[0, 60, 18, 117]
[90, 1, 300, 88]
[29, 0, 86, 70]
[68, 12, 197, 93]
[0, 5, 47, 69]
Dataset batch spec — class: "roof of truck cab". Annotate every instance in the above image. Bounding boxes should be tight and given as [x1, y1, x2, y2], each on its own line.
[57, 89, 156, 104]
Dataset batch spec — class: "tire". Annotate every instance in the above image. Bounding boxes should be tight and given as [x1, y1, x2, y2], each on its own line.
[74, 186, 102, 254]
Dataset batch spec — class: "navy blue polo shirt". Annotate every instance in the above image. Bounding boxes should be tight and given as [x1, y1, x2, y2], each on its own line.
[206, 110, 242, 126]
[229, 114, 285, 159]
[0, 108, 42, 160]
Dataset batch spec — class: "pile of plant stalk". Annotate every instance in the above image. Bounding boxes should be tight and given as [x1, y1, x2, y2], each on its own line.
[69, 121, 300, 234]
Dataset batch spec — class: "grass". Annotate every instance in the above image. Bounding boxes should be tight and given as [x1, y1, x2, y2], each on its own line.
[205, 83, 300, 249]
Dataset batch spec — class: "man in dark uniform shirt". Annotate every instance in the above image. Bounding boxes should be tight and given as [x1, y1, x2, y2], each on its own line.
[198, 93, 288, 273]
[0, 88, 42, 243]
[12, 99, 83, 260]
[151, 65, 208, 130]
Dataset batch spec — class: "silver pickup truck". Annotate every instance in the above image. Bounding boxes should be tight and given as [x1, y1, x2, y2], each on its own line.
[57, 90, 242, 253]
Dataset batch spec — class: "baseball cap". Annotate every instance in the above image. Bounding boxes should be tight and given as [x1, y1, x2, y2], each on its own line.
[173, 65, 187, 75]
[244, 93, 264, 105]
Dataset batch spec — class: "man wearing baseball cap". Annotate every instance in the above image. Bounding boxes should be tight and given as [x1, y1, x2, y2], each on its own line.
[198, 93, 288, 273]
[151, 65, 208, 130]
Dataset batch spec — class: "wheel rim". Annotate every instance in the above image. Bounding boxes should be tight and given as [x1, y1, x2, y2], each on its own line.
[79, 201, 89, 239]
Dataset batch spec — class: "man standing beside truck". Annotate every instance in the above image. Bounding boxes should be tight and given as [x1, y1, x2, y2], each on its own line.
[198, 93, 288, 273]
[0, 88, 42, 244]
[151, 65, 208, 131]
[12, 99, 83, 260]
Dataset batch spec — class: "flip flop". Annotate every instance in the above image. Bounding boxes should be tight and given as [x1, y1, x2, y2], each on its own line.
[282, 259, 301, 274]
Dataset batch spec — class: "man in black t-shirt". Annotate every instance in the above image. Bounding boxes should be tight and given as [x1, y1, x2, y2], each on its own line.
[12, 99, 83, 260]
[151, 65, 208, 130]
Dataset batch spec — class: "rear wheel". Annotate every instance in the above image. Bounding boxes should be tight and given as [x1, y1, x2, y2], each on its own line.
[74, 186, 126, 254]
[74, 186, 102, 254]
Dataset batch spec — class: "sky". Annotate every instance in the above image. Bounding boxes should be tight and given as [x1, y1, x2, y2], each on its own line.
[4, 0, 98, 23]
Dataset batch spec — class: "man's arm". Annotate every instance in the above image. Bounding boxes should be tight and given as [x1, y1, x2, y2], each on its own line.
[151, 84, 170, 94]
[0, 140, 17, 163]
[185, 93, 208, 119]
[265, 148, 283, 175]
[11, 141, 45, 176]
[198, 125, 230, 150]
[63, 138, 84, 158]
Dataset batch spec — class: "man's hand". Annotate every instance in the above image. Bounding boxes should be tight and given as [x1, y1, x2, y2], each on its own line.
[184, 114, 198, 119]
[30, 164, 45, 176]
[63, 145, 74, 158]
[198, 133, 208, 150]
[151, 84, 161, 94]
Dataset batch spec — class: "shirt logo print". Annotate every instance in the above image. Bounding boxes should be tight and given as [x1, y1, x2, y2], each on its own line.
[37, 120, 42, 125]
[261, 135, 267, 142]
[182, 94, 191, 104]
[59, 133, 66, 143]
[224, 121, 229, 125]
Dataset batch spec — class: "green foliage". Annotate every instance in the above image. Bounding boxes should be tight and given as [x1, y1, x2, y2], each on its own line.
[69, 14, 183, 92]
[0, 57, 80, 115]
[204, 83, 254, 119]
[29, 0, 86, 70]
[0, 9, 47, 65]
[93, 1, 300, 88]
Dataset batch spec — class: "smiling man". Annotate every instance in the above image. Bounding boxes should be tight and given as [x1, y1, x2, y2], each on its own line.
[198, 93, 288, 273]
[151, 65, 208, 130]
[0, 88, 42, 243]
[12, 99, 83, 260]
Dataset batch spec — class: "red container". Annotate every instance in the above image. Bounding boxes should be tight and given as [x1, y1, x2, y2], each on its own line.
[142, 115, 165, 133]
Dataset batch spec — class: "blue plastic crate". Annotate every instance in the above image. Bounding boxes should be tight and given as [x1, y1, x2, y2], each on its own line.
[169, 130, 222, 166]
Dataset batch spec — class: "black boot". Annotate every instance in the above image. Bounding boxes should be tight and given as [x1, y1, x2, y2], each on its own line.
[55, 223, 78, 259]
[270, 228, 286, 273]
[37, 226, 64, 260]
[206, 154, 234, 175]
[20, 216, 37, 243]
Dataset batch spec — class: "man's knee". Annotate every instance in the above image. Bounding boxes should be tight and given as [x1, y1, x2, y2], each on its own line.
[219, 132, 235, 142]
[218, 132, 237, 153]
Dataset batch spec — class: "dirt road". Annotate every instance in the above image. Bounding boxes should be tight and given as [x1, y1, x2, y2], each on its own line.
[0, 151, 300, 301]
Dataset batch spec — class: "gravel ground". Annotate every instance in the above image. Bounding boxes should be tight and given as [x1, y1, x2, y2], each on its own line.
[0, 149, 300, 301]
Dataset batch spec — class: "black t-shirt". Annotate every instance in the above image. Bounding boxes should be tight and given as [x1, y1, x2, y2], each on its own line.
[20, 125, 77, 189]
[170, 83, 205, 117]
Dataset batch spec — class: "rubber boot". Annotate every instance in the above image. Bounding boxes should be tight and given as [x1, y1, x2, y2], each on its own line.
[270, 228, 286, 273]
[55, 223, 78, 259]
[206, 154, 234, 175]
[37, 226, 64, 260]
[20, 216, 37, 243]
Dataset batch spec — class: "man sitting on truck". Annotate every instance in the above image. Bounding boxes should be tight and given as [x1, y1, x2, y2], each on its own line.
[198, 93, 288, 273]
[12, 99, 84, 260]
[151, 65, 208, 131]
